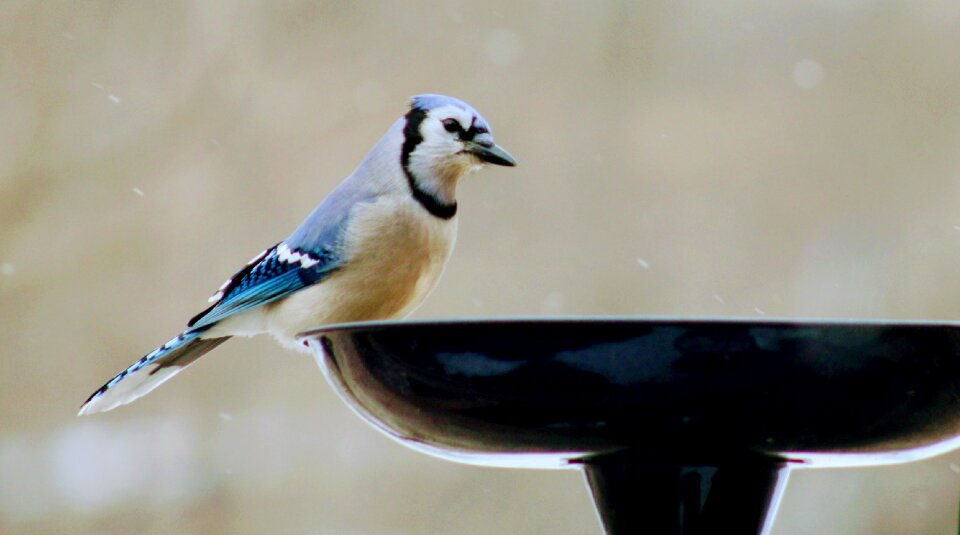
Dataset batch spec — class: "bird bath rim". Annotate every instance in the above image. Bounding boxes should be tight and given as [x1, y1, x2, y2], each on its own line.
[300, 315, 960, 469]
[299, 314, 960, 337]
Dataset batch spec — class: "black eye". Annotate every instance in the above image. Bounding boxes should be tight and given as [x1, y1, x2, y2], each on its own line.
[442, 119, 462, 134]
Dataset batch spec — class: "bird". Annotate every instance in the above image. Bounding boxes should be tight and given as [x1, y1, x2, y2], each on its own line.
[78, 94, 516, 415]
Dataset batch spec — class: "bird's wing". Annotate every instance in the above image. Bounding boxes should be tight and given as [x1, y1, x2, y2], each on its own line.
[188, 170, 374, 330]
[187, 242, 341, 329]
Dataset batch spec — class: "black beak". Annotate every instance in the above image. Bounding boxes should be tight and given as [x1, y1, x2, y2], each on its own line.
[464, 140, 517, 167]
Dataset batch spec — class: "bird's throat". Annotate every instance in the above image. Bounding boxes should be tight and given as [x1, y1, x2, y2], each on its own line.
[405, 171, 458, 220]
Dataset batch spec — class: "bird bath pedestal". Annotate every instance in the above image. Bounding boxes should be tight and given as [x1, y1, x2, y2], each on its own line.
[301, 318, 960, 534]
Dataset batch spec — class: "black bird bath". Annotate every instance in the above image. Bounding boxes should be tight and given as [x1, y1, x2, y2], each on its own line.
[300, 318, 960, 534]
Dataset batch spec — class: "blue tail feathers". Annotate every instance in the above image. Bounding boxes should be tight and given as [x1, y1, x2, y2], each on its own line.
[78, 328, 229, 415]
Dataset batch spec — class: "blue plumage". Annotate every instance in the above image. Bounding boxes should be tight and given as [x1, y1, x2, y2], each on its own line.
[188, 243, 340, 329]
[410, 94, 485, 125]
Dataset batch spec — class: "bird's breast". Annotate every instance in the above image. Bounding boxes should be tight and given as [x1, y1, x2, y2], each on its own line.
[266, 196, 457, 347]
[338, 197, 457, 318]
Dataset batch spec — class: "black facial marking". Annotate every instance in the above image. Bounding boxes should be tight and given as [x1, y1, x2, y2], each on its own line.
[400, 108, 458, 220]
[460, 116, 487, 141]
[401, 107, 427, 170]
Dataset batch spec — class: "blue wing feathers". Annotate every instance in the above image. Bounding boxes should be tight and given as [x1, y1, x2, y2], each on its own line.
[187, 242, 341, 329]
[188, 269, 301, 328]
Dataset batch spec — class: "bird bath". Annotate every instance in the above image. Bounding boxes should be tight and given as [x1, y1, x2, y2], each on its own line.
[300, 318, 960, 534]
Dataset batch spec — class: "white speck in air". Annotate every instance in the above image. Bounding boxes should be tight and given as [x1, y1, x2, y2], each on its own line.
[713, 294, 725, 304]
[635, 257, 650, 269]
[541, 292, 564, 313]
[132, 188, 144, 197]
[754, 307, 766, 315]
[0, 263, 14, 276]
[793, 59, 824, 90]
[483, 29, 523, 66]
[108, 94, 121, 104]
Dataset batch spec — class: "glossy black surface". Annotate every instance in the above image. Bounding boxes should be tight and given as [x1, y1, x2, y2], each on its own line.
[304, 318, 960, 534]
[584, 456, 787, 535]
[304, 318, 960, 465]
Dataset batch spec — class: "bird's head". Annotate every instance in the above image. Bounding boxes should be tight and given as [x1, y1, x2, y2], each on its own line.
[401, 94, 516, 186]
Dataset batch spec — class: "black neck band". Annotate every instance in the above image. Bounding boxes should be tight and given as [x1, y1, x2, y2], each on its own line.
[401, 108, 457, 220]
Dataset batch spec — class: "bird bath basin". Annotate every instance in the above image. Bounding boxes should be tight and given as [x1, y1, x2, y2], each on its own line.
[300, 318, 960, 534]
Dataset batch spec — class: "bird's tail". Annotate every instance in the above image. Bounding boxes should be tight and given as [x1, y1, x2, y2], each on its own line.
[78, 328, 230, 415]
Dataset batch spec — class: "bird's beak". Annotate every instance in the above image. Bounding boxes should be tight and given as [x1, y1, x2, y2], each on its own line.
[464, 140, 517, 167]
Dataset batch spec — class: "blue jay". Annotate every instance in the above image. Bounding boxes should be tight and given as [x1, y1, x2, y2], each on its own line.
[79, 94, 516, 415]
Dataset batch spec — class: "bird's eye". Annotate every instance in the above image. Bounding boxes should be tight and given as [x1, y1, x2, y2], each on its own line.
[442, 119, 462, 134]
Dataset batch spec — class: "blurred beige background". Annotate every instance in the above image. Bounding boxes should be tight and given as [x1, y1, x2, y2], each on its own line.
[3, 1, 960, 533]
